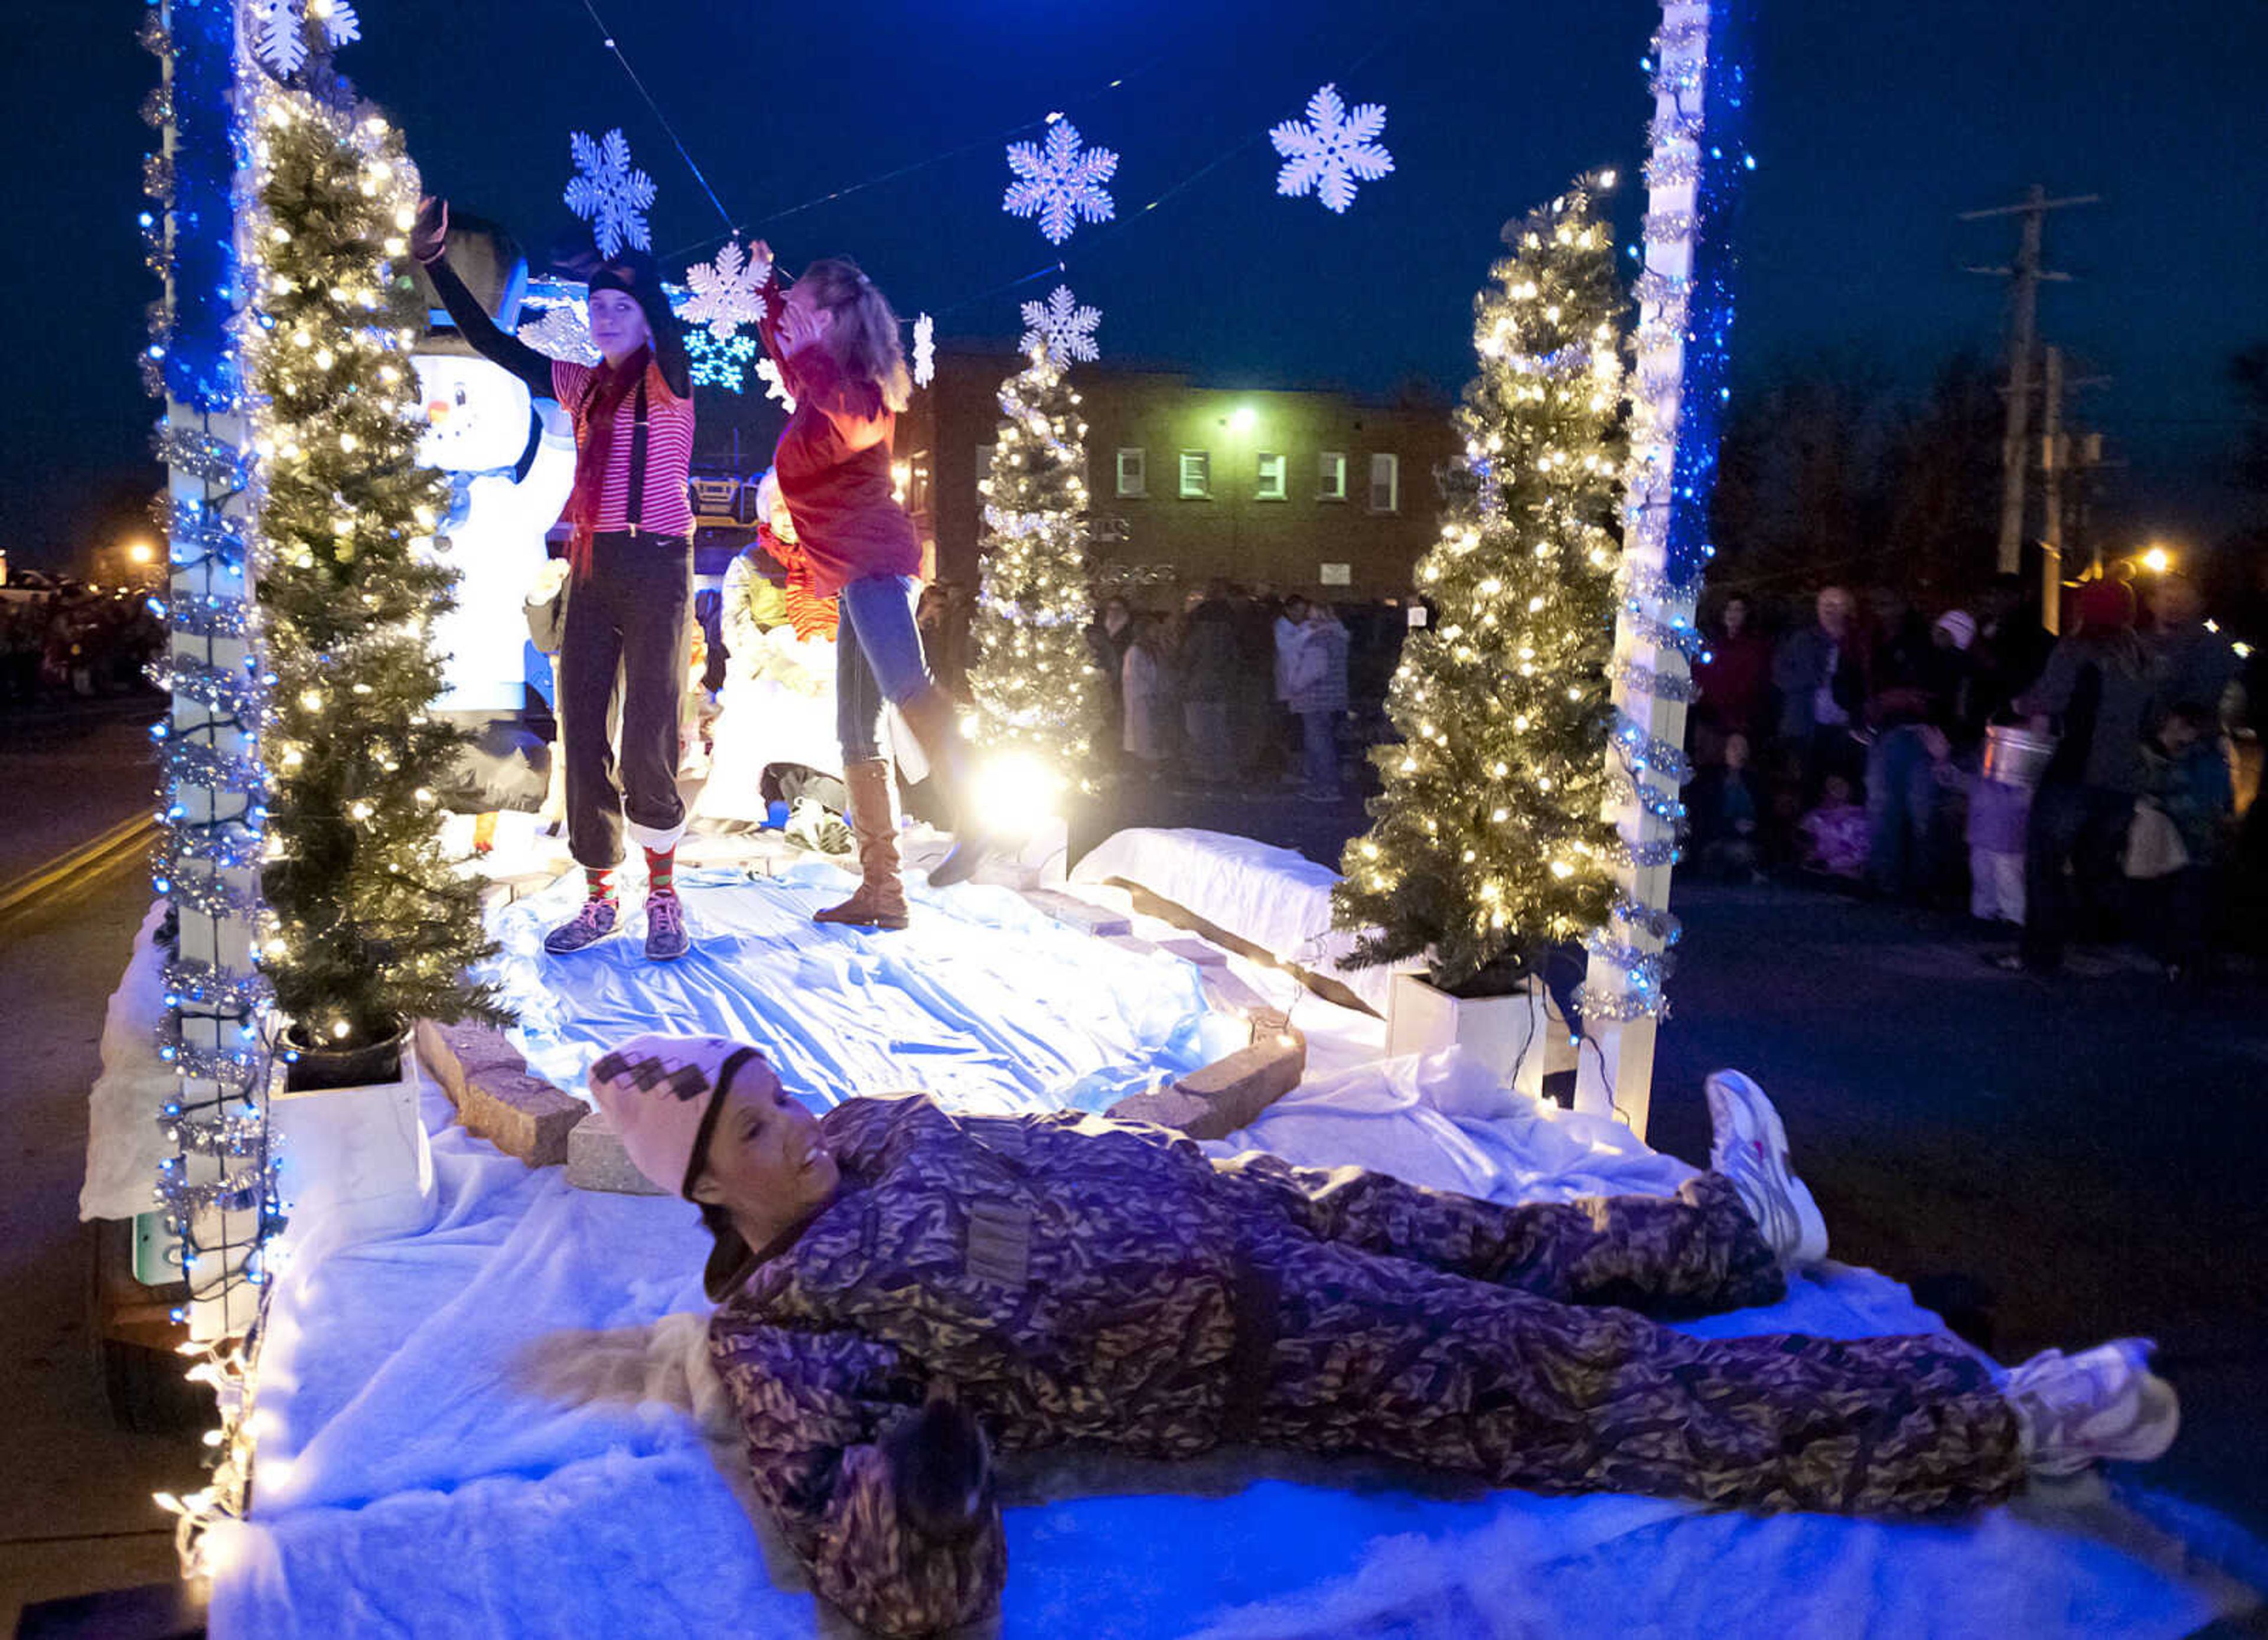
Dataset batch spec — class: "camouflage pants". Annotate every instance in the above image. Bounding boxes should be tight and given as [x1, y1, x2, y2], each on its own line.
[1250, 1173, 2025, 1516]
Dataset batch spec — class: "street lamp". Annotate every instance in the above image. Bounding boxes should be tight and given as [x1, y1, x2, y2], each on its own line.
[128, 541, 156, 565]
[2138, 543, 2175, 575]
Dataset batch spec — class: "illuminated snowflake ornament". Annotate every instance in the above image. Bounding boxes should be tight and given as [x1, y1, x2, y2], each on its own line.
[1003, 119, 1118, 246]
[516, 301, 599, 365]
[912, 313, 936, 388]
[1270, 84, 1393, 215]
[755, 357, 797, 414]
[1019, 285, 1100, 366]
[247, 0, 361, 76]
[564, 128, 656, 258]
[687, 330, 757, 393]
[680, 240, 770, 342]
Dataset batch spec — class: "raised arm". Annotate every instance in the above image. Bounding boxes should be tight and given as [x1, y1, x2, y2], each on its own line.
[709, 1319, 1005, 1639]
[410, 198, 555, 397]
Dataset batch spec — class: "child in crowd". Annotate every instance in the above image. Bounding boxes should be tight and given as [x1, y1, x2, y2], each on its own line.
[1967, 770, 2032, 927]
[1799, 775, 1870, 881]
[2144, 702, 2236, 979]
[1692, 733, 1766, 881]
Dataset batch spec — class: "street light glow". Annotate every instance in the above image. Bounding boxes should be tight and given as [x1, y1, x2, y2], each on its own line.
[2140, 545, 2174, 575]
[128, 541, 156, 564]
[1229, 405, 1258, 434]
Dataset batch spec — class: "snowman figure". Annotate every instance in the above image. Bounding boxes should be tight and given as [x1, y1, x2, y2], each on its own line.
[410, 221, 576, 718]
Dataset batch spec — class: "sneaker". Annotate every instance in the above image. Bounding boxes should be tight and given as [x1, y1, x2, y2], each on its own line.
[543, 895, 620, 955]
[2006, 1339, 2180, 1476]
[644, 891, 690, 961]
[1704, 1070, 1829, 1269]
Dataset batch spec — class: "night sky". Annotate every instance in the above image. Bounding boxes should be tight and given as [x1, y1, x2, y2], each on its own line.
[6, 0, 2264, 572]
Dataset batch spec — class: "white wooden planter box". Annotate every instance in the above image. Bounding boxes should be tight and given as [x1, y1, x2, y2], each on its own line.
[269, 1038, 436, 1248]
[1384, 970, 1581, 1099]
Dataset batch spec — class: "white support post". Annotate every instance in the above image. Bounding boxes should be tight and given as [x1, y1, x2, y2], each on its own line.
[1574, 1, 1723, 1137]
[153, 0, 268, 1342]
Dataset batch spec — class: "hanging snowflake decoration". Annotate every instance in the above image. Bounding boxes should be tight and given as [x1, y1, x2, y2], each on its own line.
[755, 357, 797, 415]
[564, 129, 657, 259]
[679, 240, 770, 342]
[1003, 119, 1119, 246]
[912, 313, 936, 389]
[686, 330, 757, 393]
[247, 0, 361, 77]
[1270, 84, 1394, 215]
[516, 302, 600, 366]
[1019, 285, 1101, 366]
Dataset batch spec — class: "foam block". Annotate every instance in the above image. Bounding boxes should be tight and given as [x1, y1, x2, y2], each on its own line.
[566, 1107, 667, 1195]
[1023, 888, 1133, 938]
[416, 1018, 587, 1166]
[1107, 1031, 1306, 1141]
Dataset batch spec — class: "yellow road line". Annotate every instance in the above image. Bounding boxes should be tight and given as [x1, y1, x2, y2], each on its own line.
[0, 814, 158, 918]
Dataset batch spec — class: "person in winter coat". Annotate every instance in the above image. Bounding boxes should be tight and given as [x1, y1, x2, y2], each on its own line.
[586, 1035, 2179, 1640]
[1288, 602, 1350, 799]
[1772, 586, 1869, 798]
[1119, 617, 1171, 778]
[1690, 593, 1772, 758]
[2002, 578, 2162, 973]
[750, 242, 998, 925]
[1272, 592, 1314, 774]
[1177, 583, 1240, 780]
[415, 199, 699, 961]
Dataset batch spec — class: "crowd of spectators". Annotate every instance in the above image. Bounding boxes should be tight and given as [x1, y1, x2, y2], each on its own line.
[1684, 570, 2258, 980]
[1084, 583, 1411, 801]
[0, 585, 165, 711]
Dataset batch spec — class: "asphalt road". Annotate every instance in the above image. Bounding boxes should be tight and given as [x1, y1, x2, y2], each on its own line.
[0, 703, 196, 1631]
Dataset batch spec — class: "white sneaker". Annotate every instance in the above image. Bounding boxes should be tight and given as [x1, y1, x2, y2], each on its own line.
[1704, 1070, 1829, 1269]
[2006, 1339, 2180, 1476]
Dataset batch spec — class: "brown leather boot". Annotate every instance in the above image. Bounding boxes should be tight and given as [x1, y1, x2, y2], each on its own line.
[894, 685, 1002, 888]
[813, 759, 910, 930]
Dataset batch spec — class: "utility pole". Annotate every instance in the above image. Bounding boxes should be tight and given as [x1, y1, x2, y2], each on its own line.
[2041, 345, 2064, 628]
[1962, 186, 2098, 575]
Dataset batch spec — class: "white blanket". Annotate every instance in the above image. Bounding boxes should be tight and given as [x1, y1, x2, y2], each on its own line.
[204, 883, 2257, 1637]
[1071, 827, 1397, 1014]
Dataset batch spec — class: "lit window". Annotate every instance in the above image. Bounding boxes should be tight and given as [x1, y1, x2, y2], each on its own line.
[1116, 448, 1146, 498]
[1318, 451, 1348, 501]
[1368, 452, 1400, 514]
[1255, 452, 1287, 501]
[1179, 451, 1211, 499]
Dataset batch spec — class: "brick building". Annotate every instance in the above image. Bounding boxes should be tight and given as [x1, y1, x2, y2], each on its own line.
[898, 350, 1457, 605]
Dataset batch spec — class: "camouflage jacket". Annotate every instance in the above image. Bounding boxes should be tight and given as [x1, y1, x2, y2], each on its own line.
[707, 1091, 1562, 1638]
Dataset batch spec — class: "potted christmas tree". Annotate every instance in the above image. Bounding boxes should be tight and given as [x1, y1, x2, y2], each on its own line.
[964, 340, 1104, 862]
[249, 90, 507, 1091]
[1332, 176, 1630, 1077]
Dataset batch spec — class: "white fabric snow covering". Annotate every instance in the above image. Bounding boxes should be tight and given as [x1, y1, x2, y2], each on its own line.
[80, 898, 175, 1222]
[203, 870, 2256, 1635]
[1072, 827, 1399, 1014]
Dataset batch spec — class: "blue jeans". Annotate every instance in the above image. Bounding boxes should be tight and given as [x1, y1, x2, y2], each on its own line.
[836, 573, 935, 764]
[1865, 725, 1940, 899]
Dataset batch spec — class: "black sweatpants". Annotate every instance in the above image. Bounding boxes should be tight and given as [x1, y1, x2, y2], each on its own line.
[559, 531, 691, 870]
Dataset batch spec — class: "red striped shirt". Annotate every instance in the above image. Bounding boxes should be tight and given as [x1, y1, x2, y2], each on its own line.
[552, 360, 697, 538]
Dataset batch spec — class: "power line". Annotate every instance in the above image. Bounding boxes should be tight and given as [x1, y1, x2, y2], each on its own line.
[574, 0, 737, 234]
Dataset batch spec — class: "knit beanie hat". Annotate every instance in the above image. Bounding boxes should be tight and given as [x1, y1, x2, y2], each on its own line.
[586, 1033, 764, 1201]
[1934, 609, 1978, 651]
[2076, 579, 2137, 632]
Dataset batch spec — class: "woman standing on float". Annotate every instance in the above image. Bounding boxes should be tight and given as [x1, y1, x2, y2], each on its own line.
[411, 199, 699, 961]
[751, 243, 998, 928]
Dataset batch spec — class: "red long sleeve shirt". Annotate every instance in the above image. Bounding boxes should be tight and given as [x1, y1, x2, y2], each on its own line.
[758, 275, 922, 596]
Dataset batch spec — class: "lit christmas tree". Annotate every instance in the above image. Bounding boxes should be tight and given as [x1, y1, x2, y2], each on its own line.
[1334, 177, 1630, 994]
[248, 86, 506, 1058]
[966, 344, 1103, 803]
